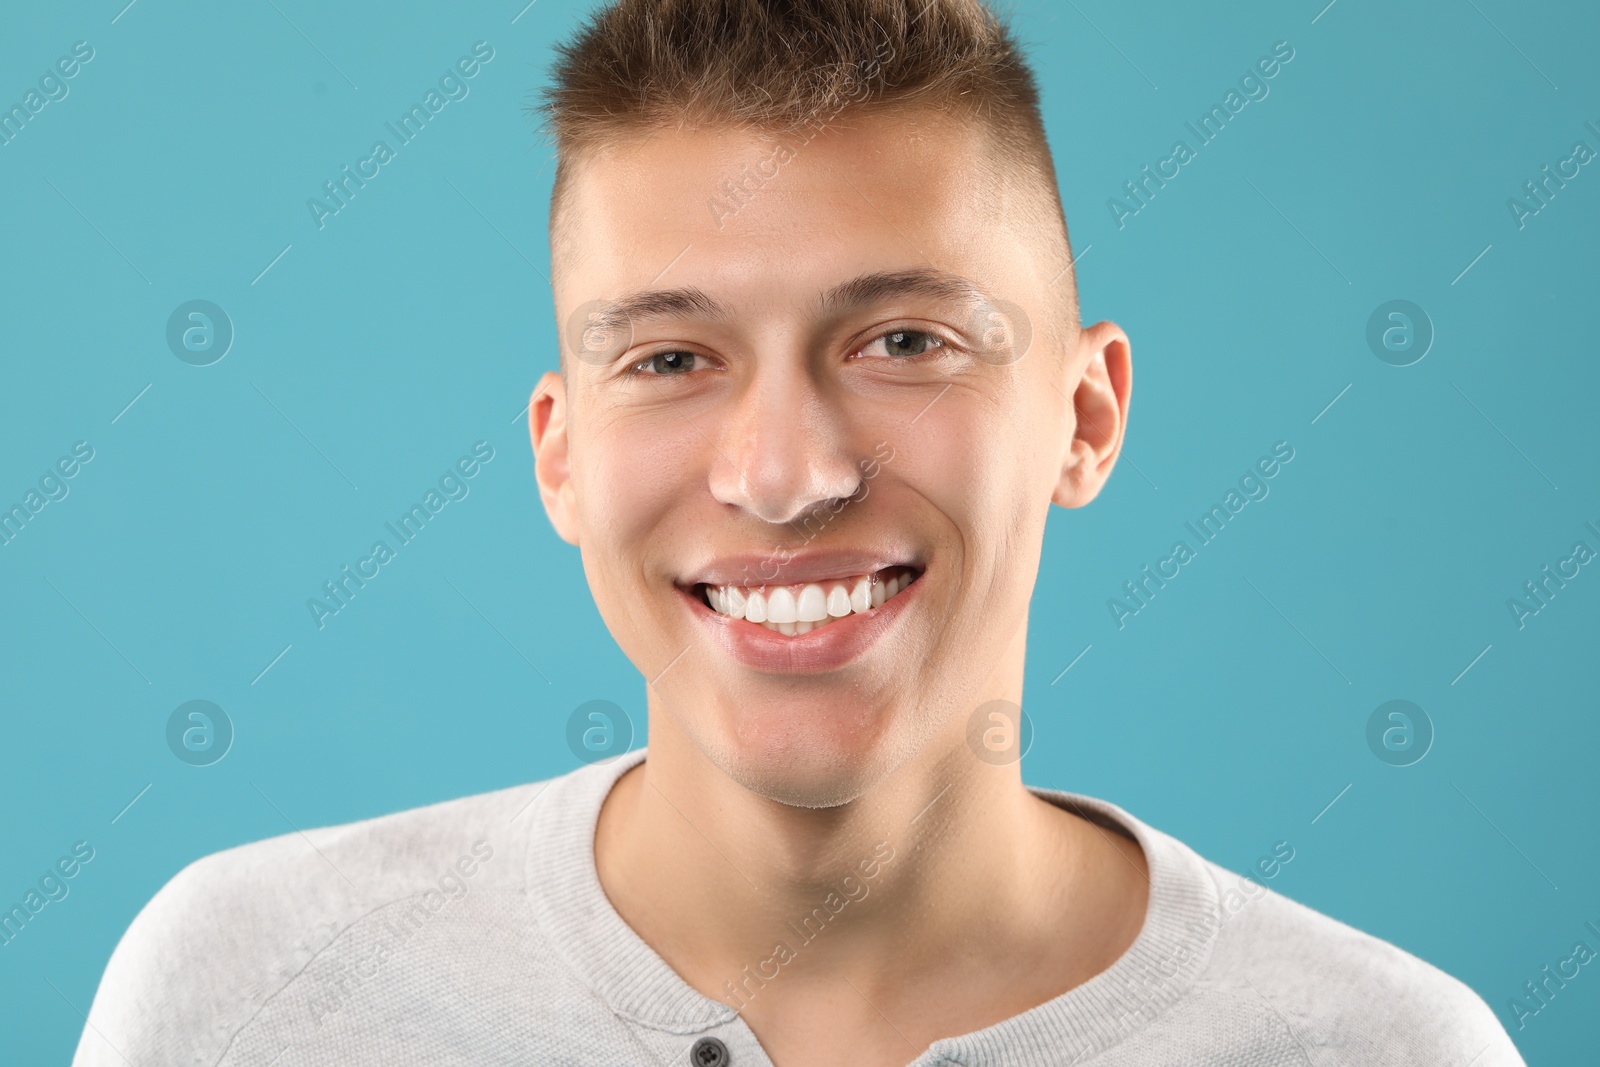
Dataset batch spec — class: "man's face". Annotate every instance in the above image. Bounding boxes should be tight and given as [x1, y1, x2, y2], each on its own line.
[534, 110, 1126, 807]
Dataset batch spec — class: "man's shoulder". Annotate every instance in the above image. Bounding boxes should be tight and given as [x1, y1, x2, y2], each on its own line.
[160, 775, 545, 907]
[72, 774, 563, 1066]
[1195, 859, 1525, 1065]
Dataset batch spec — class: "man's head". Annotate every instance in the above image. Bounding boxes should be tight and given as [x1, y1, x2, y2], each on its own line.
[529, 0, 1131, 807]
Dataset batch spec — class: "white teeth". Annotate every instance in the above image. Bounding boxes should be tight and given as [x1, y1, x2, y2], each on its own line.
[767, 587, 798, 624]
[796, 585, 828, 622]
[849, 577, 870, 613]
[701, 569, 917, 635]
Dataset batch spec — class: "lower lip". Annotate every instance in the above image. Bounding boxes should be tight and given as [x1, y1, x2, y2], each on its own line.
[682, 574, 920, 674]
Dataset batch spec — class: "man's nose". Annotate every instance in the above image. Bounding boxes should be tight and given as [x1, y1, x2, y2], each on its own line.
[707, 365, 863, 526]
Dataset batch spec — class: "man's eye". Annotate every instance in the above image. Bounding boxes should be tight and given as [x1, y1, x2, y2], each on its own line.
[858, 329, 944, 360]
[632, 351, 702, 375]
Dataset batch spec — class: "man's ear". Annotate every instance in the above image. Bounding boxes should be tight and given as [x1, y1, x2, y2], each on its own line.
[1052, 321, 1132, 509]
[530, 371, 581, 545]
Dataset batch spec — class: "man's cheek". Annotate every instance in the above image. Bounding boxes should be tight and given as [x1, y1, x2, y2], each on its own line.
[582, 454, 688, 597]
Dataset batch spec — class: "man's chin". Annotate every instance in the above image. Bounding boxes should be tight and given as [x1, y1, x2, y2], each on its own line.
[656, 679, 953, 808]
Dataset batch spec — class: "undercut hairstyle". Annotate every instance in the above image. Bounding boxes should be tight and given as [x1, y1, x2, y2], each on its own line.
[534, 0, 1079, 341]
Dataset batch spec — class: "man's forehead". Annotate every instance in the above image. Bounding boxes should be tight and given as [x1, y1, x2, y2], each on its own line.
[553, 118, 1022, 304]
[556, 113, 1005, 250]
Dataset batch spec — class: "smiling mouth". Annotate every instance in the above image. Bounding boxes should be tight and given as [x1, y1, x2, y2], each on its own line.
[695, 565, 921, 636]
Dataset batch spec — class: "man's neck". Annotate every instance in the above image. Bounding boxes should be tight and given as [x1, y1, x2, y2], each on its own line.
[592, 715, 1151, 1060]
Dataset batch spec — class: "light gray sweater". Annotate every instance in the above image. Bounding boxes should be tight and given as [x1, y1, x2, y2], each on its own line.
[73, 748, 1524, 1066]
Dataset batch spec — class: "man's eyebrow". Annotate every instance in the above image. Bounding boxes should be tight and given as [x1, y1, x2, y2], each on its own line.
[816, 267, 990, 316]
[587, 268, 990, 333]
[586, 287, 729, 335]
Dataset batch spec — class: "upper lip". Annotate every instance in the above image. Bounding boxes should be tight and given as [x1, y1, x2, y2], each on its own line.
[679, 550, 921, 588]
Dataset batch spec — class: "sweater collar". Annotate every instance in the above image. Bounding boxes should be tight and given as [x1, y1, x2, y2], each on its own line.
[525, 748, 1222, 1064]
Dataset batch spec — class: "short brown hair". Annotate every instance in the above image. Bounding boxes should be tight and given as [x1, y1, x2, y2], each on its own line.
[535, 0, 1077, 326]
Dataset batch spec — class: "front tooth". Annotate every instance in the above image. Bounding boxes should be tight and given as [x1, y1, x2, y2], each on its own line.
[776, 621, 797, 636]
[870, 577, 886, 608]
[826, 584, 851, 617]
[796, 584, 827, 622]
[849, 576, 870, 613]
[726, 587, 747, 618]
[795, 620, 814, 634]
[746, 589, 768, 623]
[767, 587, 798, 624]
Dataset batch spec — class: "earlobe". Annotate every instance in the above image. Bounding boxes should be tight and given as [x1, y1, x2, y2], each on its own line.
[530, 371, 581, 545]
[1052, 322, 1132, 509]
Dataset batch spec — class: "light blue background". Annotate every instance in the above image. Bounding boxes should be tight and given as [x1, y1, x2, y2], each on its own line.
[2, 0, 1596, 1061]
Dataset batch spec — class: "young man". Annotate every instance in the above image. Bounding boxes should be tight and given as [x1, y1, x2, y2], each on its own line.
[75, 2, 1524, 1064]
